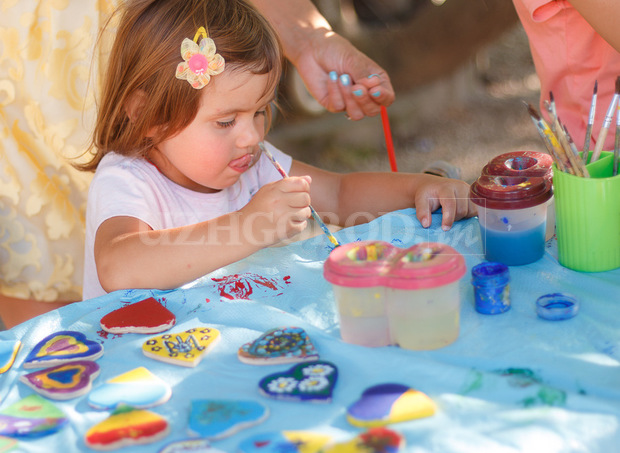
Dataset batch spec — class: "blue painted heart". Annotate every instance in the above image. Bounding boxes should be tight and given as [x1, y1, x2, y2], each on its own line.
[188, 399, 269, 440]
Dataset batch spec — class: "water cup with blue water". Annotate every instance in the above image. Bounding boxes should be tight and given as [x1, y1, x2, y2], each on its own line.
[470, 175, 553, 266]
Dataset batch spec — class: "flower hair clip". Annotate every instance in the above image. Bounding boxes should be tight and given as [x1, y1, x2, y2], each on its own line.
[175, 26, 225, 89]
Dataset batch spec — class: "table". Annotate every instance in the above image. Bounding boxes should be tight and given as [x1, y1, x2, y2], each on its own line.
[1, 209, 619, 452]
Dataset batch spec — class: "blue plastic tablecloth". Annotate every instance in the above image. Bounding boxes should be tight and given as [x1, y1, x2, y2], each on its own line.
[1, 208, 619, 452]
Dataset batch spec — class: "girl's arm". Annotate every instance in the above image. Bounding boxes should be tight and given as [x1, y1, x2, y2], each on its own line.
[289, 160, 476, 231]
[94, 177, 312, 293]
[569, 0, 620, 51]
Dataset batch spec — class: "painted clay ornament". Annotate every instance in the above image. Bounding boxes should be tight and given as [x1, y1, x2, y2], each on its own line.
[238, 327, 319, 365]
[346, 383, 436, 427]
[85, 407, 170, 450]
[20, 360, 100, 400]
[100, 298, 176, 334]
[237, 431, 331, 453]
[159, 438, 225, 453]
[258, 361, 337, 403]
[0, 340, 20, 374]
[23, 331, 103, 369]
[322, 427, 405, 453]
[88, 367, 172, 410]
[0, 436, 17, 452]
[0, 394, 68, 438]
[188, 400, 269, 440]
[142, 327, 220, 367]
[88, 366, 171, 410]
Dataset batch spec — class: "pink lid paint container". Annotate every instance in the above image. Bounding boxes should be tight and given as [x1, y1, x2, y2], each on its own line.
[324, 241, 466, 350]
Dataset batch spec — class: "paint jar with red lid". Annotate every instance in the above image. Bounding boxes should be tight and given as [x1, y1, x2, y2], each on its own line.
[469, 175, 553, 265]
[481, 151, 553, 180]
[482, 151, 555, 240]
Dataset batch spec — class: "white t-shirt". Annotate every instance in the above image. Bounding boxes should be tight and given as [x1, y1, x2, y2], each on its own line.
[83, 142, 292, 300]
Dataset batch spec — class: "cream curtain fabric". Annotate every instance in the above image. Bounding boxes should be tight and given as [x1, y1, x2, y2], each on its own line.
[0, 0, 119, 302]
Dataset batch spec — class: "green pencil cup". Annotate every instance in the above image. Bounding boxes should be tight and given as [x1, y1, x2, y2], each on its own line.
[553, 151, 620, 272]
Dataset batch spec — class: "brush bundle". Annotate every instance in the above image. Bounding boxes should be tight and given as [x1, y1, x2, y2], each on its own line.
[525, 76, 620, 177]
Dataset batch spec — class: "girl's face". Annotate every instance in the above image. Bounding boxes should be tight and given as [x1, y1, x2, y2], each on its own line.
[150, 70, 274, 193]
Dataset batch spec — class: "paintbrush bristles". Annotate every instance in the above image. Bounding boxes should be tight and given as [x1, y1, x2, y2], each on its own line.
[525, 102, 571, 173]
[590, 76, 620, 163]
[528, 77, 620, 175]
[582, 80, 598, 159]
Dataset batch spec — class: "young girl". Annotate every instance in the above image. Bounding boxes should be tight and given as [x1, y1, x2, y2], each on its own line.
[80, 0, 475, 300]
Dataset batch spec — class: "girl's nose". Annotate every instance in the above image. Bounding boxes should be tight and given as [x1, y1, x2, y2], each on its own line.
[237, 119, 262, 149]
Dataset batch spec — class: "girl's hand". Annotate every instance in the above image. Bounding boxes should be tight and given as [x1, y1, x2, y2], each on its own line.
[242, 176, 313, 245]
[413, 175, 477, 231]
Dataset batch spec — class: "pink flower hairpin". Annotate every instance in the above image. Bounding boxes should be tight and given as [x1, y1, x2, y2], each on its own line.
[176, 26, 225, 89]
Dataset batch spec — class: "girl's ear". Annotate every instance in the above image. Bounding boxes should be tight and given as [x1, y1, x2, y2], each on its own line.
[125, 90, 158, 137]
[124, 90, 148, 123]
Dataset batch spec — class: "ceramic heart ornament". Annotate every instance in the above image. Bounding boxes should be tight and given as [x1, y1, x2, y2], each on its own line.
[20, 360, 100, 400]
[0, 340, 21, 374]
[237, 431, 331, 453]
[142, 327, 220, 368]
[159, 438, 225, 453]
[346, 383, 436, 427]
[23, 331, 103, 369]
[100, 297, 176, 334]
[0, 436, 17, 452]
[322, 427, 405, 453]
[188, 399, 268, 440]
[85, 407, 170, 450]
[88, 367, 172, 410]
[258, 361, 337, 403]
[0, 394, 68, 438]
[238, 327, 319, 365]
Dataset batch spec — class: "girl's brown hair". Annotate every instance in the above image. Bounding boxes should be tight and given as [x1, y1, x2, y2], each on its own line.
[79, 0, 282, 171]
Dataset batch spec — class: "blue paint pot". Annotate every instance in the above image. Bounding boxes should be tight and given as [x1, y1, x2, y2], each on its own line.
[471, 262, 510, 314]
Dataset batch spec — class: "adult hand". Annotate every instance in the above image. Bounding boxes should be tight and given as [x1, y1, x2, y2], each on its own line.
[294, 30, 395, 120]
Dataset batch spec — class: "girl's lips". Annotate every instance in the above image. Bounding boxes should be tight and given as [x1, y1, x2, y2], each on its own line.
[229, 153, 254, 172]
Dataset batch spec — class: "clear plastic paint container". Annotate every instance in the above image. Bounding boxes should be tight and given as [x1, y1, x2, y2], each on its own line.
[481, 151, 555, 241]
[385, 243, 466, 350]
[470, 175, 552, 266]
[324, 241, 466, 350]
[471, 262, 510, 314]
[323, 241, 397, 347]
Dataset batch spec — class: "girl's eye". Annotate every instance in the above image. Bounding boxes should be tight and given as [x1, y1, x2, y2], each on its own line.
[255, 110, 266, 118]
[217, 119, 236, 128]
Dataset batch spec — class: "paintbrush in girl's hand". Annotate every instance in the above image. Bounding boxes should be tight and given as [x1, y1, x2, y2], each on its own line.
[591, 76, 620, 163]
[258, 142, 341, 247]
[582, 80, 598, 162]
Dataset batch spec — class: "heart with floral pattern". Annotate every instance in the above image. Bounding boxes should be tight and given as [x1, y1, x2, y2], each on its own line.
[258, 361, 337, 403]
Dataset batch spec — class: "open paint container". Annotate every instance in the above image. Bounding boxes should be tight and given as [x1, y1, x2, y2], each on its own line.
[470, 175, 553, 266]
[324, 241, 466, 350]
[481, 151, 555, 240]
